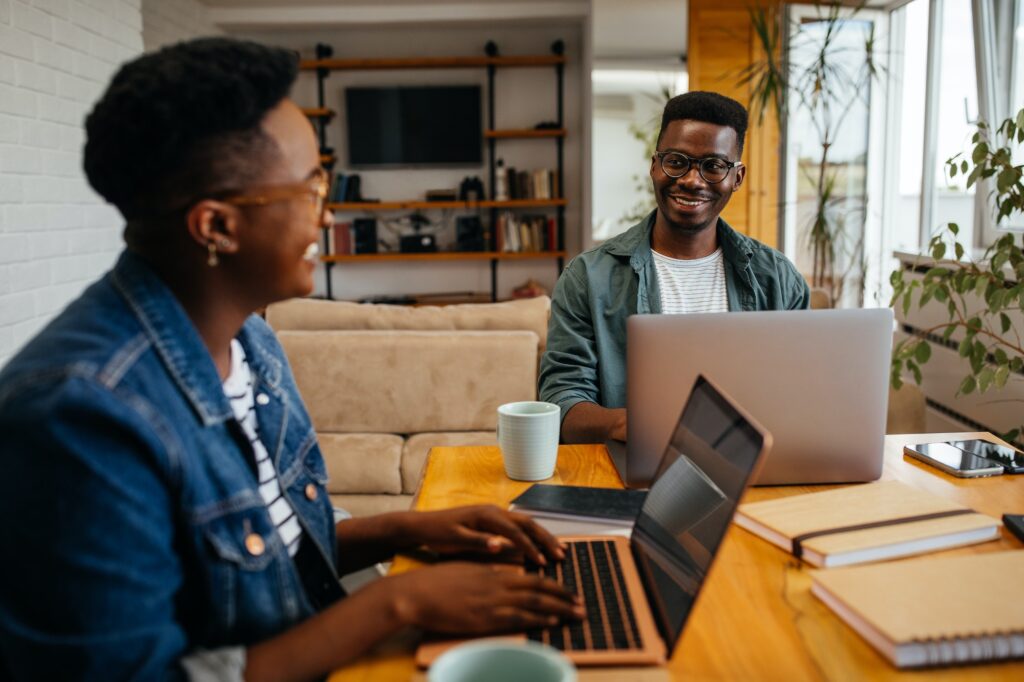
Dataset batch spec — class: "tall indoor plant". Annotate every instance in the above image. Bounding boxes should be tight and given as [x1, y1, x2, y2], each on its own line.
[741, 1, 880, 306]
[890, 108, 1024, 442]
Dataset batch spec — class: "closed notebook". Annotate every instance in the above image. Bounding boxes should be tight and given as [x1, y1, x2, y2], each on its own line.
[811, 551, 1024, 668]
[508, 484, 645, 525]
[734, 480, 1000, 567]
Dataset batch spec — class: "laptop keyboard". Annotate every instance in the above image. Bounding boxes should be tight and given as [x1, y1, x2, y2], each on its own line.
[525, 539, 643, 651]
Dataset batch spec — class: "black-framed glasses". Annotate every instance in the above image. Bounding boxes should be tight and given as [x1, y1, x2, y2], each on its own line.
[654, 151, 742, 184]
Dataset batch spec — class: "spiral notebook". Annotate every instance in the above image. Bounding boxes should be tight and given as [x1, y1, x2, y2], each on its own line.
[812, 551, 1024, 668]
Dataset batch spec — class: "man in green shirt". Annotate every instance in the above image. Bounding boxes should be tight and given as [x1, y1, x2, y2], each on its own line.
[539, 91, 809, 443]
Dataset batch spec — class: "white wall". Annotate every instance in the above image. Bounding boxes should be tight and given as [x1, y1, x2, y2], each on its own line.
[236, 21, 585, 301]
[142, 0, 223, 51]
[0, 0, 143, 367]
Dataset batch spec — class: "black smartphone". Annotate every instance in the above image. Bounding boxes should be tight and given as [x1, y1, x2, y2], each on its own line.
[947, 439, 1024, 474]
[903, 442, 1005, 478]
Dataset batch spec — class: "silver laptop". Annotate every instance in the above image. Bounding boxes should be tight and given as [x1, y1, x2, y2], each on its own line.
[609, 308, 893, 487]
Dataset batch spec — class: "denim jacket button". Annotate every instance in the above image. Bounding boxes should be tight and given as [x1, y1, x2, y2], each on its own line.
[305, 483, 318, 501]
[245, 533, 266, 557]
[256, 393, 270, 406]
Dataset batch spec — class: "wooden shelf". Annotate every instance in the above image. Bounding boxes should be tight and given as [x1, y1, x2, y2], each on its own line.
[325, 198, 566, 213]
[300, 55, 566, 71]
[303, 107, 336, 119]
[485, 128, 566, 139]
[321, 251, 566, 263]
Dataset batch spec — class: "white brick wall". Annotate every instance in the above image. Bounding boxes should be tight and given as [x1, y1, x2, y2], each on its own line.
[142, 0, 222, 51]
[0, 0, 222, 366]
[0, 0, 145, 366]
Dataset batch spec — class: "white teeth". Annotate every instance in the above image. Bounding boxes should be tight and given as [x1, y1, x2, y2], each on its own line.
[303, 243, 319, 261]
[671, 196, 704, 207]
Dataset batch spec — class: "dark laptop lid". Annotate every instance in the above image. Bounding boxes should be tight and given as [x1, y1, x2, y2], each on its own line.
[628, 374, 769, 654]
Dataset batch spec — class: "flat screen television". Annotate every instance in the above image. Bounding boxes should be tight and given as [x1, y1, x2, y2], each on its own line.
[345, 85, 483, 167]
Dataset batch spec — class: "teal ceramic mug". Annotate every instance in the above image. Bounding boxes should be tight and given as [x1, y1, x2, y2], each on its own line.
[428, 640, 576, 682]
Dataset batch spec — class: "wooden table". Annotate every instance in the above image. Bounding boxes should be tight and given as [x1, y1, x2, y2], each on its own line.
[329, 433, 1024, 681]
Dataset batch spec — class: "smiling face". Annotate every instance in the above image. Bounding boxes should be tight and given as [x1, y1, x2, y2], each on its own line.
[650, 119, 745, 237]
[229, 99, 331, 303]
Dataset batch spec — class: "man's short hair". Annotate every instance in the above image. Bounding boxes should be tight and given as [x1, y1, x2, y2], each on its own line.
[657, 91, 749, 157]
[84, 37, 299, 220]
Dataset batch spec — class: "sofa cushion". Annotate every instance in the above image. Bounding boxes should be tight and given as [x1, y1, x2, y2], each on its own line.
[318, 433, 404, 494]
[280, 330, 537, 433]
[330, 493, 414, 517]
[402, 431, 498, 494]
[267, 296, 551, 357]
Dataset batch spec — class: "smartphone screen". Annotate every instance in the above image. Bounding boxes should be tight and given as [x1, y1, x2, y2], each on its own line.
[948, 439, 1024, 472]
[909, 442, 1003, 473]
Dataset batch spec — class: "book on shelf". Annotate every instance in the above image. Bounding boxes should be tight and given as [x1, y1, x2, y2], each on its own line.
[811, 551, 1024, 668]
[509, 484, 644, 538]
[734, 480, 1001, 568]
[497, 212, 553, 253]
[332, 222, 352, 255]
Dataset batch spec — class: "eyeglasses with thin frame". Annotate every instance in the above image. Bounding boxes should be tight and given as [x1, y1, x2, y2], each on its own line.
[221, 167, 330, 216]
[654, 151, 742, 184]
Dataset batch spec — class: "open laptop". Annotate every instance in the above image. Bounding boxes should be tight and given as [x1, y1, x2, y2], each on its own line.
[608, 308, 892, 488]
[417, 374, 771, 666]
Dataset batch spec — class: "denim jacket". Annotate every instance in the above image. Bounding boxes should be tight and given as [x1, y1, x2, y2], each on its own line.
[539, 212, 810, 422]
[0, 251, 339, 680]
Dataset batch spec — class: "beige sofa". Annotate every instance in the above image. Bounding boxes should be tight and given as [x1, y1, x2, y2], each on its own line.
[266, 296, 550, 517]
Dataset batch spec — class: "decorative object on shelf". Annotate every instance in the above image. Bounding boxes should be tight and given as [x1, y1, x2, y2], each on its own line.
[456, 216, 487, 252]
[494, 159, 509, 200]
[458, 176, 485, 202]
[890, 106, 1024, 444]
[352, 218, 378, 254]
[511, 278, 549, 299]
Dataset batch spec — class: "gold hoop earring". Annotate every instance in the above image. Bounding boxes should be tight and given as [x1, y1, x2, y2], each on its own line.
[207, 242, 219, 267]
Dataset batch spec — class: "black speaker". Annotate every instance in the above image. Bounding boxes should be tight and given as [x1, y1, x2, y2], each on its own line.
[456, 216, 486, 252]
[352, 218, 377, 254]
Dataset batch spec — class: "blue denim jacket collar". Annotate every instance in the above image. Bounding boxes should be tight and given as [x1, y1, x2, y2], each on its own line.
[109, 250, 271, 427]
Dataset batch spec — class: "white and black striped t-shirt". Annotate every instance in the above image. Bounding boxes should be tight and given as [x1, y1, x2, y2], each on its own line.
[652, 247, 729, 315]
[223, 339, 303, 557]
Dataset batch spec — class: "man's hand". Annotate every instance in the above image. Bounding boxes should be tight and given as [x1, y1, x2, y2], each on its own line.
[404, 505, 565, 566]
[390, 563, 584, 634]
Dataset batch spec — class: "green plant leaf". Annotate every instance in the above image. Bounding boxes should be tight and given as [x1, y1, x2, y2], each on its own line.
[942, 323, 957, 342]
[907, 359, 922, 385]
[1001, 312, 1012, 333]
[934, 286, 948, 302]
[995, 364, 1010, 389]
[972, 142, 989, 163]
[1011, 357, 1023, 372]
[914, 341, 931, 364]
[978, 366, 995, 392]
[958, 375, 977, 396]
[931, 242, 946, 260]
[970, 341, 986, 374]
[994, 348, 1009, 365]
[1004, 428, 1021, 443]
[954, 243, 964, 260]
[958, 336, 972, 357]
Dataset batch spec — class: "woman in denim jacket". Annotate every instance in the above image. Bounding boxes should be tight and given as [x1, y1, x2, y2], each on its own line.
[0, 38, 581, 681]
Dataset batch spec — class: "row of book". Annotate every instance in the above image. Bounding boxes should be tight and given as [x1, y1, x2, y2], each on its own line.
[495, 212, 558, 253]
[495, 167, 558, 201]
[328, 173, 362, 203]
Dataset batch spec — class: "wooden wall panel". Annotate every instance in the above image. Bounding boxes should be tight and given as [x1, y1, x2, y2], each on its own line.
[688, 0, 780, 248]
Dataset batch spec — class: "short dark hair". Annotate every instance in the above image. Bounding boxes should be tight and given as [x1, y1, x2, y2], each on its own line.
[84, 37, 299, 220]
[657, 91, 749, 156]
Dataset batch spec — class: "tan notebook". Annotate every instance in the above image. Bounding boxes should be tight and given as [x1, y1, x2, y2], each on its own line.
[812, 551, 1024, 667]
[734, 481, 1000, 567]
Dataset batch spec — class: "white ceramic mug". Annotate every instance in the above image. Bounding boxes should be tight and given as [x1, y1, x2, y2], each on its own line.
[497, 401, 560, 481]
[429, 641, 576, 682]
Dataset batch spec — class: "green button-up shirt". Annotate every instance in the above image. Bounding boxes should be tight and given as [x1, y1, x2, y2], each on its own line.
[539, 212, 810, 422]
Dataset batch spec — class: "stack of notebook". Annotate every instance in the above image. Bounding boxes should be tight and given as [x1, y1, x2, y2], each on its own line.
[811, 551, 1024, 667]
[734, 481, 1001, 567]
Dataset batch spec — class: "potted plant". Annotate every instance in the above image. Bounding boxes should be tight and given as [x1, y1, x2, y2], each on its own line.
[741, 1, 880, 307]
[890, 107, 1024, 443]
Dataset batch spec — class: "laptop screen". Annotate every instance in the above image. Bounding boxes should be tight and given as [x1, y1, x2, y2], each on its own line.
[629, 375, 766, 653]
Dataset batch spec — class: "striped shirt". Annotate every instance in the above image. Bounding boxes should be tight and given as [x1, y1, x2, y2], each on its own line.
[652, 247, 729, 315]
[223, 339, 303, 557]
